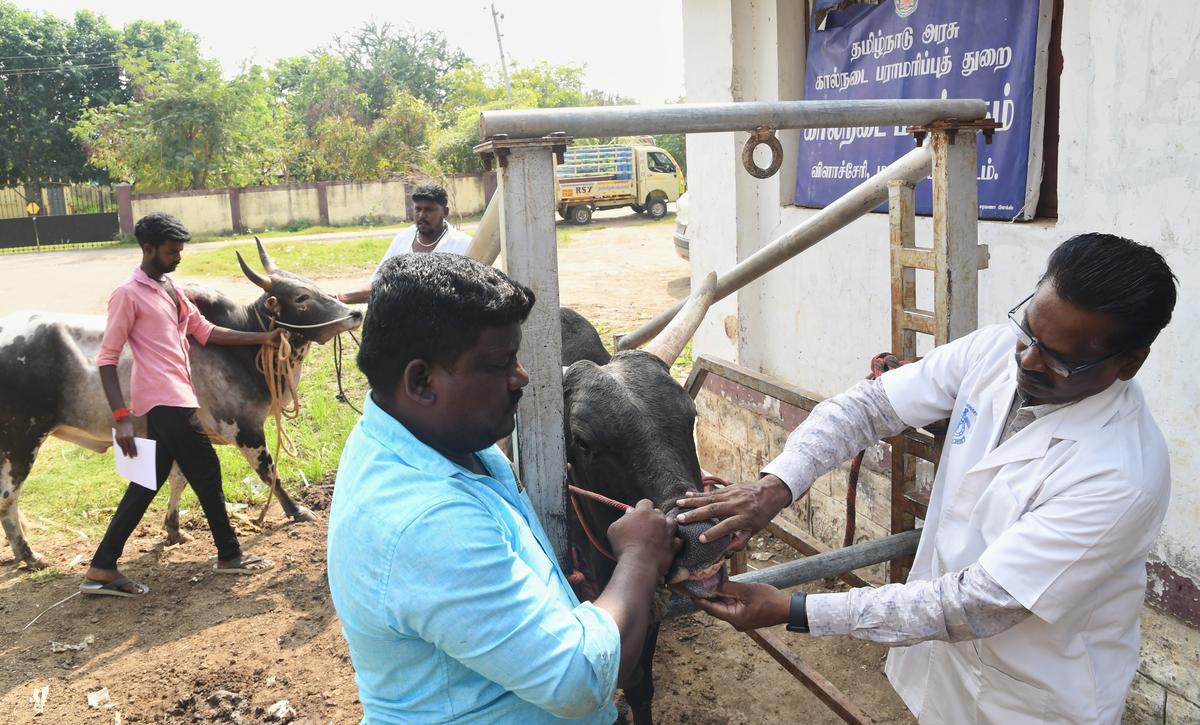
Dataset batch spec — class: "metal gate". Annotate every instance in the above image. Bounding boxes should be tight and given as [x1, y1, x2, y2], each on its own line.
[0, 184, 119, 250]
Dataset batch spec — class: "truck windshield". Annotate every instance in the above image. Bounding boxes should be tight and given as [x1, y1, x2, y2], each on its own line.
[647, 152, 676, 174]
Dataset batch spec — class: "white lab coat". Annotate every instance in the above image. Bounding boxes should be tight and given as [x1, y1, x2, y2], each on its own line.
[879, 324, 1170, 724]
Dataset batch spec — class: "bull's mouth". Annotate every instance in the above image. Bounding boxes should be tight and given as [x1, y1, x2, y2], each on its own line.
[290, 313, 362, 344]
[668, 559, 728, 600]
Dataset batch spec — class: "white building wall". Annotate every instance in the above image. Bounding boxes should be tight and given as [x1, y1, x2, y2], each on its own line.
[684, 0, 1200, 716]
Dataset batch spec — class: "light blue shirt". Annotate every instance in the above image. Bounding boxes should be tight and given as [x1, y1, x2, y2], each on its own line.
[327, 394, 620, 724]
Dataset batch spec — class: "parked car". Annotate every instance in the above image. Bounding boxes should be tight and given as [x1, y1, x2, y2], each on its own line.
[673, 191, 691, 260]
[556, 144, 685, 224]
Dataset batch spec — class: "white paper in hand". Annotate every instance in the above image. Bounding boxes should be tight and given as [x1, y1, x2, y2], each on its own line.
[111, 429, 158, 491]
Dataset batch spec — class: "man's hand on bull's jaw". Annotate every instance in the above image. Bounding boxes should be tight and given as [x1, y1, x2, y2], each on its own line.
[673, 474, 793, 550]
[691, 580, 791, 632]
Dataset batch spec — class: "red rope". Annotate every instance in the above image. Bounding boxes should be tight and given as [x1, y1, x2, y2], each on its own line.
[566, 475, 729, 571]
[568, 484, 632, 513]
[569, 488, 622, 562]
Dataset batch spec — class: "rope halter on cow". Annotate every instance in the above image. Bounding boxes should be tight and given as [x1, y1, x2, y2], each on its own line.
[248, 305, 304, 522]
[566, 475, 724, 583]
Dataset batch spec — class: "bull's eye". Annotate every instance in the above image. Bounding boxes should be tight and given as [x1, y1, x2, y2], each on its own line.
[574, 437, 591, 453]
[295, 294, 311, 303]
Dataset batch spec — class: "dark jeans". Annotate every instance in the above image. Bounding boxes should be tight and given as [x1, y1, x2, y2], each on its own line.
[91, 406, 241, 569]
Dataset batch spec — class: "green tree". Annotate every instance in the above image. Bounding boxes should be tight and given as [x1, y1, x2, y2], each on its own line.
[309, 115, 372, 180]
[73, 29, 286, 191]
[333, 22, 468, 114]
[305, 91, 438, 181]
[368, 90, 439, 178]
[0, 3, 126, 185]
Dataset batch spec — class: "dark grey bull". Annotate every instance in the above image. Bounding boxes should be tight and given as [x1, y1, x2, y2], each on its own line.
[0, 241, 361, 569]
[560, 274, 728, 724]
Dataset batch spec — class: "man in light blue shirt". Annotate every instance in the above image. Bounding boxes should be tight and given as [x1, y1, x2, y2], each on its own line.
[328, 253, 680, 724]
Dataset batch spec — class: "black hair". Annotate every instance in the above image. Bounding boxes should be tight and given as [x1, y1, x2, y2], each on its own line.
[411, 183, 449, 208]
[1041, 233, 1178, 350]
[134, 213, 191, 248]
[357, 253, 535, 395]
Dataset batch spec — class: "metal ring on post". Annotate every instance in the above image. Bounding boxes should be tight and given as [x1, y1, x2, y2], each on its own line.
[742, 126, 784, 179]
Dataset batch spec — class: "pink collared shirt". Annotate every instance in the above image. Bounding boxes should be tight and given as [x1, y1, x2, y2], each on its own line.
[97, 267, 216, 416]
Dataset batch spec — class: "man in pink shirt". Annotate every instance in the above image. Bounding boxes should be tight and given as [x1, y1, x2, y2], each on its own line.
[82, 213, 282, 597]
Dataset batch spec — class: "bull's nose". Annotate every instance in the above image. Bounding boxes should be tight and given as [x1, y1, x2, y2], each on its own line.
[674, 517, 731, 562]
[349, 310, 363, 320]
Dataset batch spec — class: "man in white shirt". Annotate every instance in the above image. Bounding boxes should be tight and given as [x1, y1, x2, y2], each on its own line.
[675, 233, 1178, 724]
[336, 182, 471, 304]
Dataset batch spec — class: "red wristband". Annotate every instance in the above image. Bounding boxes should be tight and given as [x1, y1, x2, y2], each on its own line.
[113, 408, 131, 422]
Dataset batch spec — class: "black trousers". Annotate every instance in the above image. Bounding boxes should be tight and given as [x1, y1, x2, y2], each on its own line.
[91, 406, 241, 569]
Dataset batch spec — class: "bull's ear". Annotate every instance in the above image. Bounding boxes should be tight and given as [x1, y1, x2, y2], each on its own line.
[265, 296, 279, 313]
[236, 251, 272, 290]
[255, 237, 278, 274]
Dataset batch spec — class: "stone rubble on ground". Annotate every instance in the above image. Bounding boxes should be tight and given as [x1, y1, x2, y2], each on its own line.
[264, 699, 297, 723]
[87, 687, 111, 708]
[50, 634, 95, 652]
[29, 684, 48, 715]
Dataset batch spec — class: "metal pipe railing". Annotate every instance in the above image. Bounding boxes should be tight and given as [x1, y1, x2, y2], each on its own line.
[618, 141, 934, 350]
[480, 99, 987, 140]
[665, 528, 921, 619]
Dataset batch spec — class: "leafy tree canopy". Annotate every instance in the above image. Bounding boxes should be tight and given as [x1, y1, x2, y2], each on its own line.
[0, 2, 125, 185]
[0, 9, 686, 191]
[73, 27, 286, 191]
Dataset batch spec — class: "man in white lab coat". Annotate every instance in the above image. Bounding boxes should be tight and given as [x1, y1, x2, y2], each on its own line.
[675, 233, 1178, 724]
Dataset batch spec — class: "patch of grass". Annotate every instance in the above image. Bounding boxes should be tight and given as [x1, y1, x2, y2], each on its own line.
[191, 212, 484, 245]
[178, 237, 395, 277]
[192, 224, 393, 244]
[671, 340, 694, 383]
[20, 566, 65, 583]
[592, 322, 615, 355]
[21, 339, 369, 543]
[556, 224, 607, 248]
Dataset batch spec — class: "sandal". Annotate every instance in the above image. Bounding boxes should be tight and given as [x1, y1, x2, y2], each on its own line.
[80, 575, 149, 598]
[213, 554, 274, 575]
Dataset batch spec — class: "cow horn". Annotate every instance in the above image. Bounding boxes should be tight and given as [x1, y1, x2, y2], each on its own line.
[236, 251, 272, 291]
[255, 237, 278, 274]
[643, 271, 717, 365]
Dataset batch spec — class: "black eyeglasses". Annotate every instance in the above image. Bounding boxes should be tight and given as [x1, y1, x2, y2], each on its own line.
[1007, 293, 1126, 378]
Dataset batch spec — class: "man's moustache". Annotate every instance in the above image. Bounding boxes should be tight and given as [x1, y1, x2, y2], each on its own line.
[1018, 367, 1053, 386]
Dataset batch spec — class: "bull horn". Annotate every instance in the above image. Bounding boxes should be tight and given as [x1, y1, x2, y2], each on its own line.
[643, 271, 718, 365]
[255, 236, 278, 273]
[236, 251, 272, 291]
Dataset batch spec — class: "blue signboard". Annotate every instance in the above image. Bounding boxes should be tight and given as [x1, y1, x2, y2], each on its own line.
[796, 0, 1049, 220]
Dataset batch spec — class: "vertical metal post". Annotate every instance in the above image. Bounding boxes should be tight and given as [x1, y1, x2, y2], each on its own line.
[116, 182, 134, 237]
[493, 141, 570, 565]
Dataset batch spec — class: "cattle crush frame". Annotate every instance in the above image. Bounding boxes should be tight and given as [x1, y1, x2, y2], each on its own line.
[474, 99, 992, 724]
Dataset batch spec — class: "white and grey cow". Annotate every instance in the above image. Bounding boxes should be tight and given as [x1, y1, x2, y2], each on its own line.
[0, 240, 361, 569]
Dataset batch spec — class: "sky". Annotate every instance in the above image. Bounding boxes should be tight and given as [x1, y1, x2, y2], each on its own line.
[23, 0, 686, 104]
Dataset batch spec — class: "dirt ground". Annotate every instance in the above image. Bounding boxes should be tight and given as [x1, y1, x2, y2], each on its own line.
[0, 210, 913, 723]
